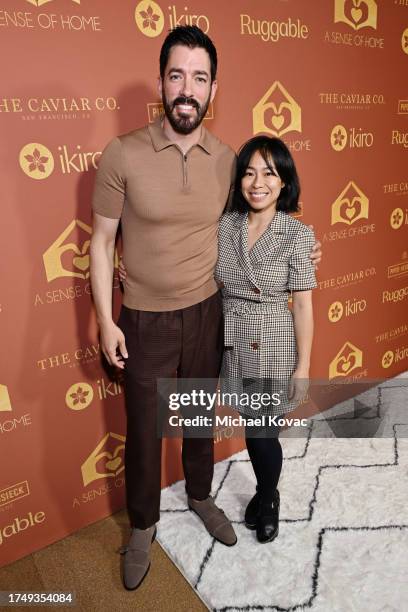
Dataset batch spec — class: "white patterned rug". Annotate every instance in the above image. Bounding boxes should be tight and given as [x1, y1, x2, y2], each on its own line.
[156, 375, 408, 611]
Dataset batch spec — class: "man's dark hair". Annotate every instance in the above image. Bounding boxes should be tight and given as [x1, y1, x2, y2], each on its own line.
[231, 136, 300, 214]
[159, 25, 218, 82]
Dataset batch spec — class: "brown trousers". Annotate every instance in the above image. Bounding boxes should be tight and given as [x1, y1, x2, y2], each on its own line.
[117, 291, 223, 529]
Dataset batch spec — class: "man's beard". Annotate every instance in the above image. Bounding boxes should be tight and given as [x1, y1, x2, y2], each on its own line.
[162, 92, 211, 135]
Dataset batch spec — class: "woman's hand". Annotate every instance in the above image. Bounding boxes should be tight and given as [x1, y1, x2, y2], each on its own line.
[307, 225, 322, 268]
[118, 257, 127, 283]
[288, 369, 309, 403]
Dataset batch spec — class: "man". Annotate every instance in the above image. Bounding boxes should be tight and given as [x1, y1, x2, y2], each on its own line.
[90, 25, 320, 591]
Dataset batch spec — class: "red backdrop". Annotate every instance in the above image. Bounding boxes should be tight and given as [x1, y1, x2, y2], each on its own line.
[1, 0, 407, 567]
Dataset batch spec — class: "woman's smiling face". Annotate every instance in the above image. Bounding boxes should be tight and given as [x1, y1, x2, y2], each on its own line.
[241, 150, 285, 214]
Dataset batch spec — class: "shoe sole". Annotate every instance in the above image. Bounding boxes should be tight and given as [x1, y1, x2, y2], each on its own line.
[122, 527, 157, 591]
[188, 506, 237, 547]
[244, 520, 257, 530]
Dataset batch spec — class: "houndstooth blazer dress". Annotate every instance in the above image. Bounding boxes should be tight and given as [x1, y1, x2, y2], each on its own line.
[215, 210, 317, 417]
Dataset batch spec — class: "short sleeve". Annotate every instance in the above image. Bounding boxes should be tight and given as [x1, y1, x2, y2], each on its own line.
[288, 225, 317, 291]
[92, 137, 125, 219]
[223, 154, 237, 213]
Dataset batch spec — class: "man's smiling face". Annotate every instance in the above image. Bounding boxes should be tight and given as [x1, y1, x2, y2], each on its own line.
[159, 44, 217, 135]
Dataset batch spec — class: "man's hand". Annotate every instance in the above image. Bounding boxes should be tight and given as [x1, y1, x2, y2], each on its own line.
[118, 257, 127, 283]
[100, 320, 128, 369]
[308, 224, 322, 268]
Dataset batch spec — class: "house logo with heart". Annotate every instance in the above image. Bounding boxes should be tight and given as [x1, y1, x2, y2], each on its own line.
[331, 181, 369, 226]
[253, 81, 301, 138]
[329, 341, 363, 380]
[81, 432, 125, 487]
[334, 0, 377, 31]
[43, 219, 92, 282]
[0, 385, 12, 413]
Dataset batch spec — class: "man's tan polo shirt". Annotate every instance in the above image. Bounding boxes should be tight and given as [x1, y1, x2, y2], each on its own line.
[92, 119, 236, 311]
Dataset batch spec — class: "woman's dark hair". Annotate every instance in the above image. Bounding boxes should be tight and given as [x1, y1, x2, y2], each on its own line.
[160, 26, 218, 82]
[232, 135, 300, 213]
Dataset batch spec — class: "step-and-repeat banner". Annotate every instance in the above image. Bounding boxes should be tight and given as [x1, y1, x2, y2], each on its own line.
[1, 0, 407, 566]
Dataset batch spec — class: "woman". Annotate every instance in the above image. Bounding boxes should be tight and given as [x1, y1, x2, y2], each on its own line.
[216, 135, 316, 544]
[118, 135, 316, 544]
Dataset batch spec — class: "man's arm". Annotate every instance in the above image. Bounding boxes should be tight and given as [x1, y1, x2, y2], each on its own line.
[90, 213, 127, 369]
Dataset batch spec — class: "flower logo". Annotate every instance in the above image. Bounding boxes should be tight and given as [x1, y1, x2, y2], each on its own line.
[331, 125, 348, 151]
[390, 208, 404, 230]
[402, 28, 408, 55]
[19, 143, 54, 180]
[134, 1, 164, 38]
[65, 382, 94, 410]
[381, 351, 394, 369]
[140, 4, 160, 30]
[328, 301, 344, 323]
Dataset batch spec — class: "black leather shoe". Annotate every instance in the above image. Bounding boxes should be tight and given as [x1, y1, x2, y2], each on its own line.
[244, 490, 260, 530]
[256, 489, 280, 544]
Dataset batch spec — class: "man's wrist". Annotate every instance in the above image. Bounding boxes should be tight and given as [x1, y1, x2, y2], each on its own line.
[97, 315, 114, 328]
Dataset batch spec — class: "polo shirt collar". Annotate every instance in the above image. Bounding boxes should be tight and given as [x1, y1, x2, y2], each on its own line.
[148, 116, 213, 154]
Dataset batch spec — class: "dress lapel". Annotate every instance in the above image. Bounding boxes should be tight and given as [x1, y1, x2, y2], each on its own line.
[249, 211, 287, 266]
[231, 213, 258, 286]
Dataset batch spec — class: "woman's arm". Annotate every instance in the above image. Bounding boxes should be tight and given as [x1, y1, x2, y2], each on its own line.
[292, 289, 313, 375]
[289, 290, 313, 401]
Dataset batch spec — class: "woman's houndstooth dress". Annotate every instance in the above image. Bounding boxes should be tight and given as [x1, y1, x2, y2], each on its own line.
[215, 210, 317, 417]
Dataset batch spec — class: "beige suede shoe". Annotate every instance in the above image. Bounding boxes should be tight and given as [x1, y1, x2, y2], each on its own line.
[120, 525, 156, 590]
[188, 496, 237, 546]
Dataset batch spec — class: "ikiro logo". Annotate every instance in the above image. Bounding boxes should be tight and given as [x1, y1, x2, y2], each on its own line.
[19, 142, 101, 179]
[402, 27, 408, 54]
[390, 207, 408, 230]
[134, 1, 209, 37]
[65, 378, 123, 411]
[331, 124, 374, 151]
[328, 298, 367, 323]
[382, 345, 408, 368]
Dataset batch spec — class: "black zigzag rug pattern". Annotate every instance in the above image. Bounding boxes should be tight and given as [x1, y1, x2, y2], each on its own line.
[157, 379, 408, 611]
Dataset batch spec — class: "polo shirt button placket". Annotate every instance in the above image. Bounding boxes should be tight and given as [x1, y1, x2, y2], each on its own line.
[251, 342, 259, 350]
[183, 153, 188, 186]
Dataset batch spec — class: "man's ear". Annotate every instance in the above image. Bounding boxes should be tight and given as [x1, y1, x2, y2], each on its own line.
[210, 79, 218, 104]
[157, 76, 163, 98]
